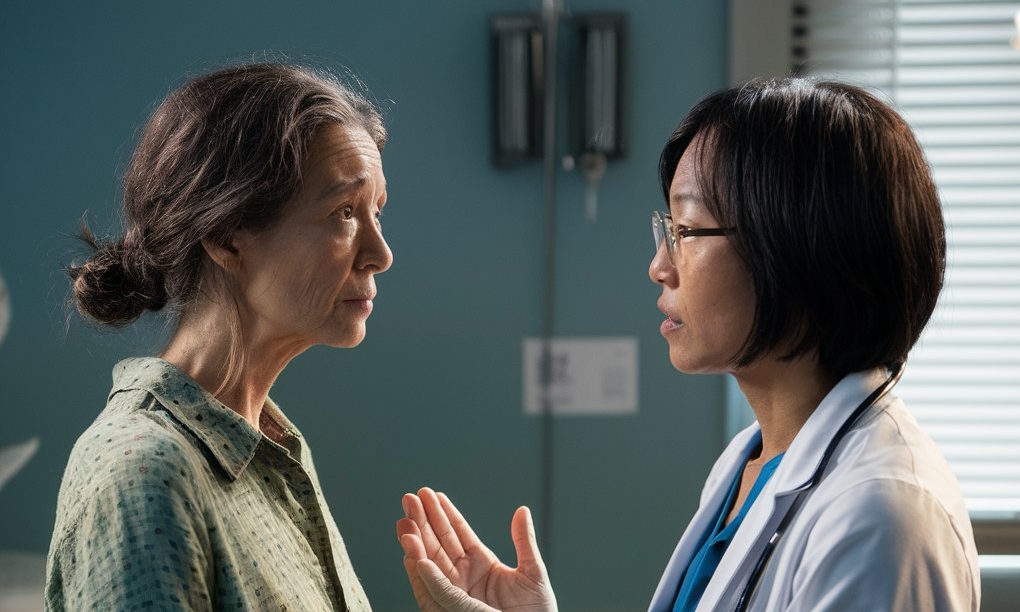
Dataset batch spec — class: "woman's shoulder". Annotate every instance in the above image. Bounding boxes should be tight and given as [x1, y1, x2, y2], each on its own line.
[51, 390, 218, 546]
[789, 472, 980, 611]
[839, 397, 963, 498]
[807, 397, 975, 548]
[61, 390, 210, 497]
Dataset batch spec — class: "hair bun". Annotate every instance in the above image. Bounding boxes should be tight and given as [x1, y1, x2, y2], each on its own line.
[69, 236, 168, 326]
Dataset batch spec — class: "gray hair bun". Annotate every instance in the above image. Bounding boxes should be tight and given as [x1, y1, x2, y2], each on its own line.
[69, 227, 168, 326]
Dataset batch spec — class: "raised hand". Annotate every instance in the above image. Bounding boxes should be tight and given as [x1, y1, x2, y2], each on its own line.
[396, 487, 557, 612]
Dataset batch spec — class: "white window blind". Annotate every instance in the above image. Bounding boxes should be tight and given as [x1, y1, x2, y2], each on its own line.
[792, 0, 1020, 517]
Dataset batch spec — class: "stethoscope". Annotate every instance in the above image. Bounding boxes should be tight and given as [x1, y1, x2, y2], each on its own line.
[732, 362, 905, 612]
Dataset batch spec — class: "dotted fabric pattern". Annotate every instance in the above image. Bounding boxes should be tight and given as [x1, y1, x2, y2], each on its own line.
[45, 357, 372, 611]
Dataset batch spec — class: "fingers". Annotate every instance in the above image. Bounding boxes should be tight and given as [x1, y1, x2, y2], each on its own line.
[398, 527, 426, 560]
[397, 514, 423, 546]
[417, 559, 496, 612]
[437, 491, 487, 555]
[399, 533, 427, 590]
[510, 506, 549, 576]
[420, 488, 468, 563]
[397, 528, 446, 612]
[403, 490, 459, 575]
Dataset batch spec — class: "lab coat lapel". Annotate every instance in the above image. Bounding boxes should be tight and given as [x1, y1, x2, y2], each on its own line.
[693, 369, 888, 612]
[646, 427, 761, 612]
[694, 465, 796, 611]
[766, 370, 886, 495]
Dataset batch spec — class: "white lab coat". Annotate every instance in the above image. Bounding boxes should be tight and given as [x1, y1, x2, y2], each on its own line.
[647, 369, 981, 612]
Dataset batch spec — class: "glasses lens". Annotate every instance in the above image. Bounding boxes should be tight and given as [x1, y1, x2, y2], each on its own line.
[652, 212, 671, 256]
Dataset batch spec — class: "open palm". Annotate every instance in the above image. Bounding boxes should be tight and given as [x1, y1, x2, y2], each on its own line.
[397, 488, 557, 612]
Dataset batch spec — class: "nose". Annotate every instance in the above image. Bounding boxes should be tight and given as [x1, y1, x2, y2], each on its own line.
[649, 242, 673, 285]
[358, 219, 393, 273]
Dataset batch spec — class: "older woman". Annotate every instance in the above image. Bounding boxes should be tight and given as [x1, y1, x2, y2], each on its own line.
[396, 79, 980, 612]
[47, 62, 391, 611]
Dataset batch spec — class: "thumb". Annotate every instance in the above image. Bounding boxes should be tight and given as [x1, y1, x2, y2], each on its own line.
[510, 506, 548, 575]
[416, 559, 496, 612]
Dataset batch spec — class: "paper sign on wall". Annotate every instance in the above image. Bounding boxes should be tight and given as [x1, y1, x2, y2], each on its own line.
[523, 336, 638, 416]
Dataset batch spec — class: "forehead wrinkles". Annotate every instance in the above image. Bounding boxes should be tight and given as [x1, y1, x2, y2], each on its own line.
[306, 128, 385, 196]
[313, 131, 381, 173]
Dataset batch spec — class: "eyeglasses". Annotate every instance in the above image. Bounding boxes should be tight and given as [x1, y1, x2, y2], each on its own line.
[652, 210, 735, 260]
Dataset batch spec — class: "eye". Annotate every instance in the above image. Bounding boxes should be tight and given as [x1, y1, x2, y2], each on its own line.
[374, 208, 384, 228]
[675, 224, 694, 239]
[338, 205, 354, 220]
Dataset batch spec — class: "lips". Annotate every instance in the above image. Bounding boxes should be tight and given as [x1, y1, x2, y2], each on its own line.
[657, 299, 682, 335]
[659, 318, 682, 335]
[342, 285, 377, 302]
[343, 293, 376, 302]
[339, 288, 376, 315]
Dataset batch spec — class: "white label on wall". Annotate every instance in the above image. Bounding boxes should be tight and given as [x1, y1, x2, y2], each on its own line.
[523, 336, 638, 416]
[0, 269, 9, 347]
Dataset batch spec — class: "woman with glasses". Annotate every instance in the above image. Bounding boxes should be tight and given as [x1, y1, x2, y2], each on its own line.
[47, 62, 392, 611]
[396, 78, 979, 612]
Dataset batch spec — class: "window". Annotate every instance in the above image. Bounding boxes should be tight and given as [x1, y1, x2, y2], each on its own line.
[729, 0, 1020, 558]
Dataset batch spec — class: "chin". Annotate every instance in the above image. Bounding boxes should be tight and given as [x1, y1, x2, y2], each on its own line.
[321, 326, 367, 349]
[334, 336, 366, 349]
[668, 348, 729, 375]
[668, 353, 693, 373]
[669, 358, 699, 374]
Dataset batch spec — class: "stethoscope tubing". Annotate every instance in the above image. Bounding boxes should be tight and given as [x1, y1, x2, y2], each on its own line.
[732, 363, 905, 612]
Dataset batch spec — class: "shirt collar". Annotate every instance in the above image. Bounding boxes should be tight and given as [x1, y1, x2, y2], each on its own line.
[110, 357, 264, 480]
[772, 367, 894, 493]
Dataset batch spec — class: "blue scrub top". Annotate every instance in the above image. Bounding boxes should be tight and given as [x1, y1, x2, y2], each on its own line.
[672, 452, 785, 612]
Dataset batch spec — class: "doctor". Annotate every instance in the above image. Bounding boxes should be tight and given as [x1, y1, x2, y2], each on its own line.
[396, 78, 980, 612]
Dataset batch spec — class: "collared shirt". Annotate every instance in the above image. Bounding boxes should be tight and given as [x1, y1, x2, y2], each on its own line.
[45, 357, 372, 611]
[671, 450, 784, 612]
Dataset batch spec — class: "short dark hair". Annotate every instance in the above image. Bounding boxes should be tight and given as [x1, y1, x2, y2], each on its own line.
[659, 78, 945, 378]
[70, 61, 386, 327]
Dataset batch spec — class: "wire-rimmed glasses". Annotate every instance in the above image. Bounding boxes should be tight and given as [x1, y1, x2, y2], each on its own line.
[652, 211, 735, 260]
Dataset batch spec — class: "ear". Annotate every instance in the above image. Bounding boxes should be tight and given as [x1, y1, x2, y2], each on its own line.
[200, 235, 245, 274]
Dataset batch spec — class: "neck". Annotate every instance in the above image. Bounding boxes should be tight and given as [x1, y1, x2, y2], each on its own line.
[733, 355, 838, 463]
[160, 303, 304, 430]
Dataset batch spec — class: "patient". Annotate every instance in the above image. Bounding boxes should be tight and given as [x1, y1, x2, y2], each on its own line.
[47, 62, 392, 611]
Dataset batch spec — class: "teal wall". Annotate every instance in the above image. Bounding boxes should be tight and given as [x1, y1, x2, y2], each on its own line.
[0, 1, 729, 610]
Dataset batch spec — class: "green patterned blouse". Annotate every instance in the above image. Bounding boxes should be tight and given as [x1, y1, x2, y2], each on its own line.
[45, 357, 372, 611]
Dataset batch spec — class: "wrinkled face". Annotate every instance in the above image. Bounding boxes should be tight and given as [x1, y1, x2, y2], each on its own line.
[231, 124, 392, 353]
[648, 135, 756, 374]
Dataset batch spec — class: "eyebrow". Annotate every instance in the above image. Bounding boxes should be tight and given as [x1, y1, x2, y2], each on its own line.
[670, 191, 704, 205]
[317, 176, 367, 202]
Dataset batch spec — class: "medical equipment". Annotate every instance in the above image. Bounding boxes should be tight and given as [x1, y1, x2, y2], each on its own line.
[733, 363, 905, 612]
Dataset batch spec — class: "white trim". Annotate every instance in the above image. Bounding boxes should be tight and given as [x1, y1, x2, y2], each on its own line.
[979, 555, 1020, 574]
